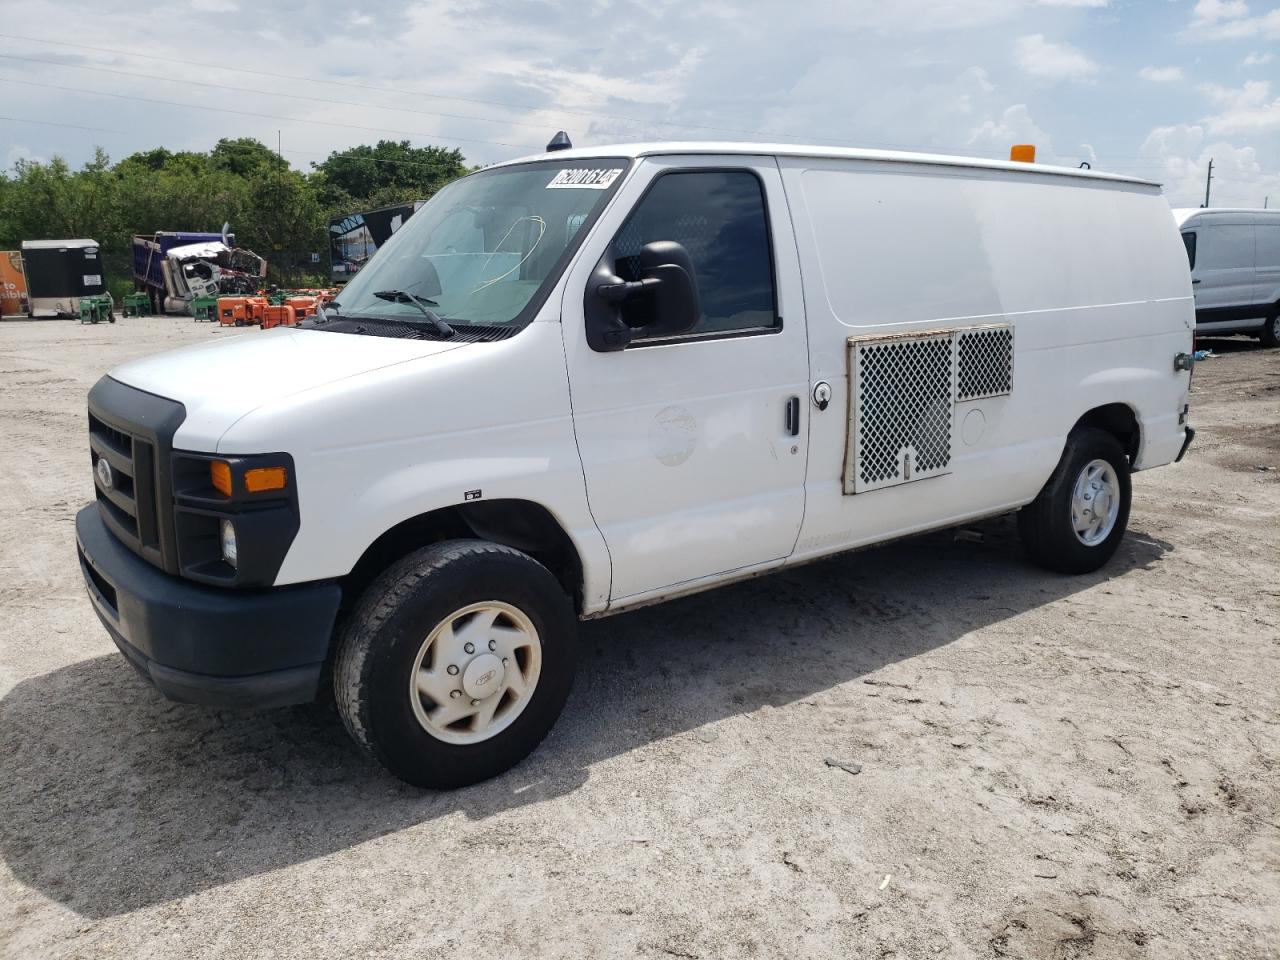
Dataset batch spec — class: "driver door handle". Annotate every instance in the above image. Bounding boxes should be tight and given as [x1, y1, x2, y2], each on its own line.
[785, 396, 800, 436]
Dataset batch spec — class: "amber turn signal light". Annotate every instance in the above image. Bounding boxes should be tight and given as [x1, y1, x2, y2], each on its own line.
[210, 460, 233, 496]
[244, 466, 288, 493]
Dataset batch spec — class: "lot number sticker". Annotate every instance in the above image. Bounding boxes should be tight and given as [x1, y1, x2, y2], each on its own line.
[83, 275, 102, 286]
[547, 168, 622, 189]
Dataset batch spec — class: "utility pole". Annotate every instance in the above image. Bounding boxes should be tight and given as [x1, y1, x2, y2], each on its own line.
[1202, 157, 1213, 207]
[277, 129, 282, 159]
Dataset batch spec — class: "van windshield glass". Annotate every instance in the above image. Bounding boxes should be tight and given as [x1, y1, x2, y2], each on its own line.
[333, 160, 628, 329]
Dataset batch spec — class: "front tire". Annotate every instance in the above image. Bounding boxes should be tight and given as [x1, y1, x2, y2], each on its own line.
[1260, 309, 1280, 348]
[334, 540, 577, 788]
[1018, 427, 1132, 574]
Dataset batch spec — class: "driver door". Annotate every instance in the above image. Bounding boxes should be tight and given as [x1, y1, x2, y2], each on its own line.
[561, 155, 810, 603]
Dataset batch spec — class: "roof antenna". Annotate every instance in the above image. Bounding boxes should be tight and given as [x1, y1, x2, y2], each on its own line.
[546, 131, 572, 152]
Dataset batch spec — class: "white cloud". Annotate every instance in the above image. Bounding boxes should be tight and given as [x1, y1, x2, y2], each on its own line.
[1141, 123, 1280, 207]
[1014, 33, 1100, 81]
[6, 145, 45, 170]
[1201, 81, 1280, 134]
[1244, 51, 1275, 66]
[1191, 0, 1249, 23]
[1140, 66, 1184, 82]
[1189, 3, 1280, 39]
[1034, 0, 1108, 6]
[967, 103, 1060, 160]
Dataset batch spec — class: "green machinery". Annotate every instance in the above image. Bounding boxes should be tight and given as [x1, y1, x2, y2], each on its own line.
[78, 295, 116, 325]
[191, 296, 218, 322]
[121, 292, 151, 317]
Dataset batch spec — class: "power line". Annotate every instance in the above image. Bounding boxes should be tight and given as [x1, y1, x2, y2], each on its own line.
[0, 32, 1013, 157]
[0, 51, 595, 136]
[0, 74, 545, 152]
[0, 113, 116, 133]
[0, 31, 848, 144]
[0, 113, 529, 172]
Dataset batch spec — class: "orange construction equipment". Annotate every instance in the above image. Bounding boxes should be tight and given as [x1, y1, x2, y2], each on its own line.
[286, 295, 318, 319]
[217, 295, 269, 326]
[261, 304, 297, 329]
[217, 296, 250, 326]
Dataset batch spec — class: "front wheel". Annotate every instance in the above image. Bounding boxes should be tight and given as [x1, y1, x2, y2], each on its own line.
[334, 540, 577, 788]
[1018, 427, 1132, 574]
[1260, 310, 1280, 348]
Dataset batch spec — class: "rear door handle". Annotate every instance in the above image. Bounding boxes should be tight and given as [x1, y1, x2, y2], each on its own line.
[1192, 279, 1201, 284]
[785, 396, 800, 436]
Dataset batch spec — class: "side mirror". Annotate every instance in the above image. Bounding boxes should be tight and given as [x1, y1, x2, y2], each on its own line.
[631, 241, 699, 338]
[585, 240, 700, 352]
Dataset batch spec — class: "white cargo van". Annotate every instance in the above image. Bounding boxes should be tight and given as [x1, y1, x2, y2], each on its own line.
[1174, 207, 1280, 345]
[77, 142, 1196, 787]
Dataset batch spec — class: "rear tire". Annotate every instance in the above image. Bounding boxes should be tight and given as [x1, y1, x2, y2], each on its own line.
[1018, 427, 1131, 574]
[334, 540, 576, 788]
[1260, 309, 1280, 348]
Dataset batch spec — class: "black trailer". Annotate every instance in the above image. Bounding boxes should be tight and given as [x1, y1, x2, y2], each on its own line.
[328, 201, 424, 284]
[21, 239, 108, 318]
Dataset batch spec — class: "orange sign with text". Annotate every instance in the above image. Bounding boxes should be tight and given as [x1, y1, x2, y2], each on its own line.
[0, 251, 27, 317]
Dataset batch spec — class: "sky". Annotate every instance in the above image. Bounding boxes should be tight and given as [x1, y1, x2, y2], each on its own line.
[0, 0, 1277, 209]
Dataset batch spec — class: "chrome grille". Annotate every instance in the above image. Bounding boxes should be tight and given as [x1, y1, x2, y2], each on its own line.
[87, 378, 184, 573]
[89, 412, 158, 551]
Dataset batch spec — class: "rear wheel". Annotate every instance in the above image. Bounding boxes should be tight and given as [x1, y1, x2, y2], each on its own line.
[334, 540, 576, 788]
[1260, 309, 1280, 348]
[1018, 427, 1131, 574]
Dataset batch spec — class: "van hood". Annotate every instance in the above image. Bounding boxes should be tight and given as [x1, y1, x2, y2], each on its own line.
[109, 327, 467, 450]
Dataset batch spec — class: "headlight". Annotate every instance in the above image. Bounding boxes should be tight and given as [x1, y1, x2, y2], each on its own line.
[220, 519, 238, 567]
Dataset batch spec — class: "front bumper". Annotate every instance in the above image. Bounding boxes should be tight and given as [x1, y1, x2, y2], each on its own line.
[76, 505, 342, 708]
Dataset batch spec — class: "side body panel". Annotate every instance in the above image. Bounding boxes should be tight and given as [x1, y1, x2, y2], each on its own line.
[780, 157, 1193, 565]
[1187, 213, 1268, 331]
[560, 155, 812, 603]
[1255, 217, 1280, 308]
[218, 321, 613, 610]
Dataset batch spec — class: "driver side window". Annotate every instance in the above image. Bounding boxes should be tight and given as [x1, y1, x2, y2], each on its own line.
[613, 170, 779, 340]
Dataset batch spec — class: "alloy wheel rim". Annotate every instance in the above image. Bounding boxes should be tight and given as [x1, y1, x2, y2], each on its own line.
[1071, 458, 1120, 547]
[408, 601, 542, 745]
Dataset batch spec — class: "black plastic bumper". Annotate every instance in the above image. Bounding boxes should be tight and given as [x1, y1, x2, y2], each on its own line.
[1176, 426, 1196, 463]
[76, 504, 342, 708]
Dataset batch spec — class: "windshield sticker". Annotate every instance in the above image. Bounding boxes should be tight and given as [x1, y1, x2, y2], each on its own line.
[547, 168, 622, 190]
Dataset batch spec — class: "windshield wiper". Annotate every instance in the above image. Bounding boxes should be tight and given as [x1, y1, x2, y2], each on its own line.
[372, 289, 454, 337]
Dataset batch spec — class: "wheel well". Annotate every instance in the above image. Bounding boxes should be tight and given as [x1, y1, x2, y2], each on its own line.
[341, 500, 584, 613]
[1073, 403, 1140, 463]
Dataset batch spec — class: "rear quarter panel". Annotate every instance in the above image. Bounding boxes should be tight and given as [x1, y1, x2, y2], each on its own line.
[781, 157, 1193, 560]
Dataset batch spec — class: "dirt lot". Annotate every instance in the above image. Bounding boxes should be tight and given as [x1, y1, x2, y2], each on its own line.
[0, 317, 1277, 959]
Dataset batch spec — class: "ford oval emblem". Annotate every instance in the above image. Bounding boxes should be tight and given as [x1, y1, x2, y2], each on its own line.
[476, 669, 495, 686]
[95, 456, 113, 490]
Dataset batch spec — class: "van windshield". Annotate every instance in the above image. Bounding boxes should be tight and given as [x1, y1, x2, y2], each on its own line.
[332, 159, 629, 330]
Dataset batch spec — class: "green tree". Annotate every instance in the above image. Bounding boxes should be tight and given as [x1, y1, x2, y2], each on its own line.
[0, 137, 470, 294]
[209, 137, 289, 178]
[311, 140, 466, 208]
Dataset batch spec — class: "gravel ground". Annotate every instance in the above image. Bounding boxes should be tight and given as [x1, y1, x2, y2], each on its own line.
[0, 317, 1277, 960]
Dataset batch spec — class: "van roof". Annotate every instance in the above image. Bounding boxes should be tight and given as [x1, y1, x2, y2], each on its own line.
[489, 141, 1159, 188]
[1172, 207, 1280, 227]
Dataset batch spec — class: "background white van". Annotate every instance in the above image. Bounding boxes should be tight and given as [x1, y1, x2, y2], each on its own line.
[1174, 208, 1280, 345]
